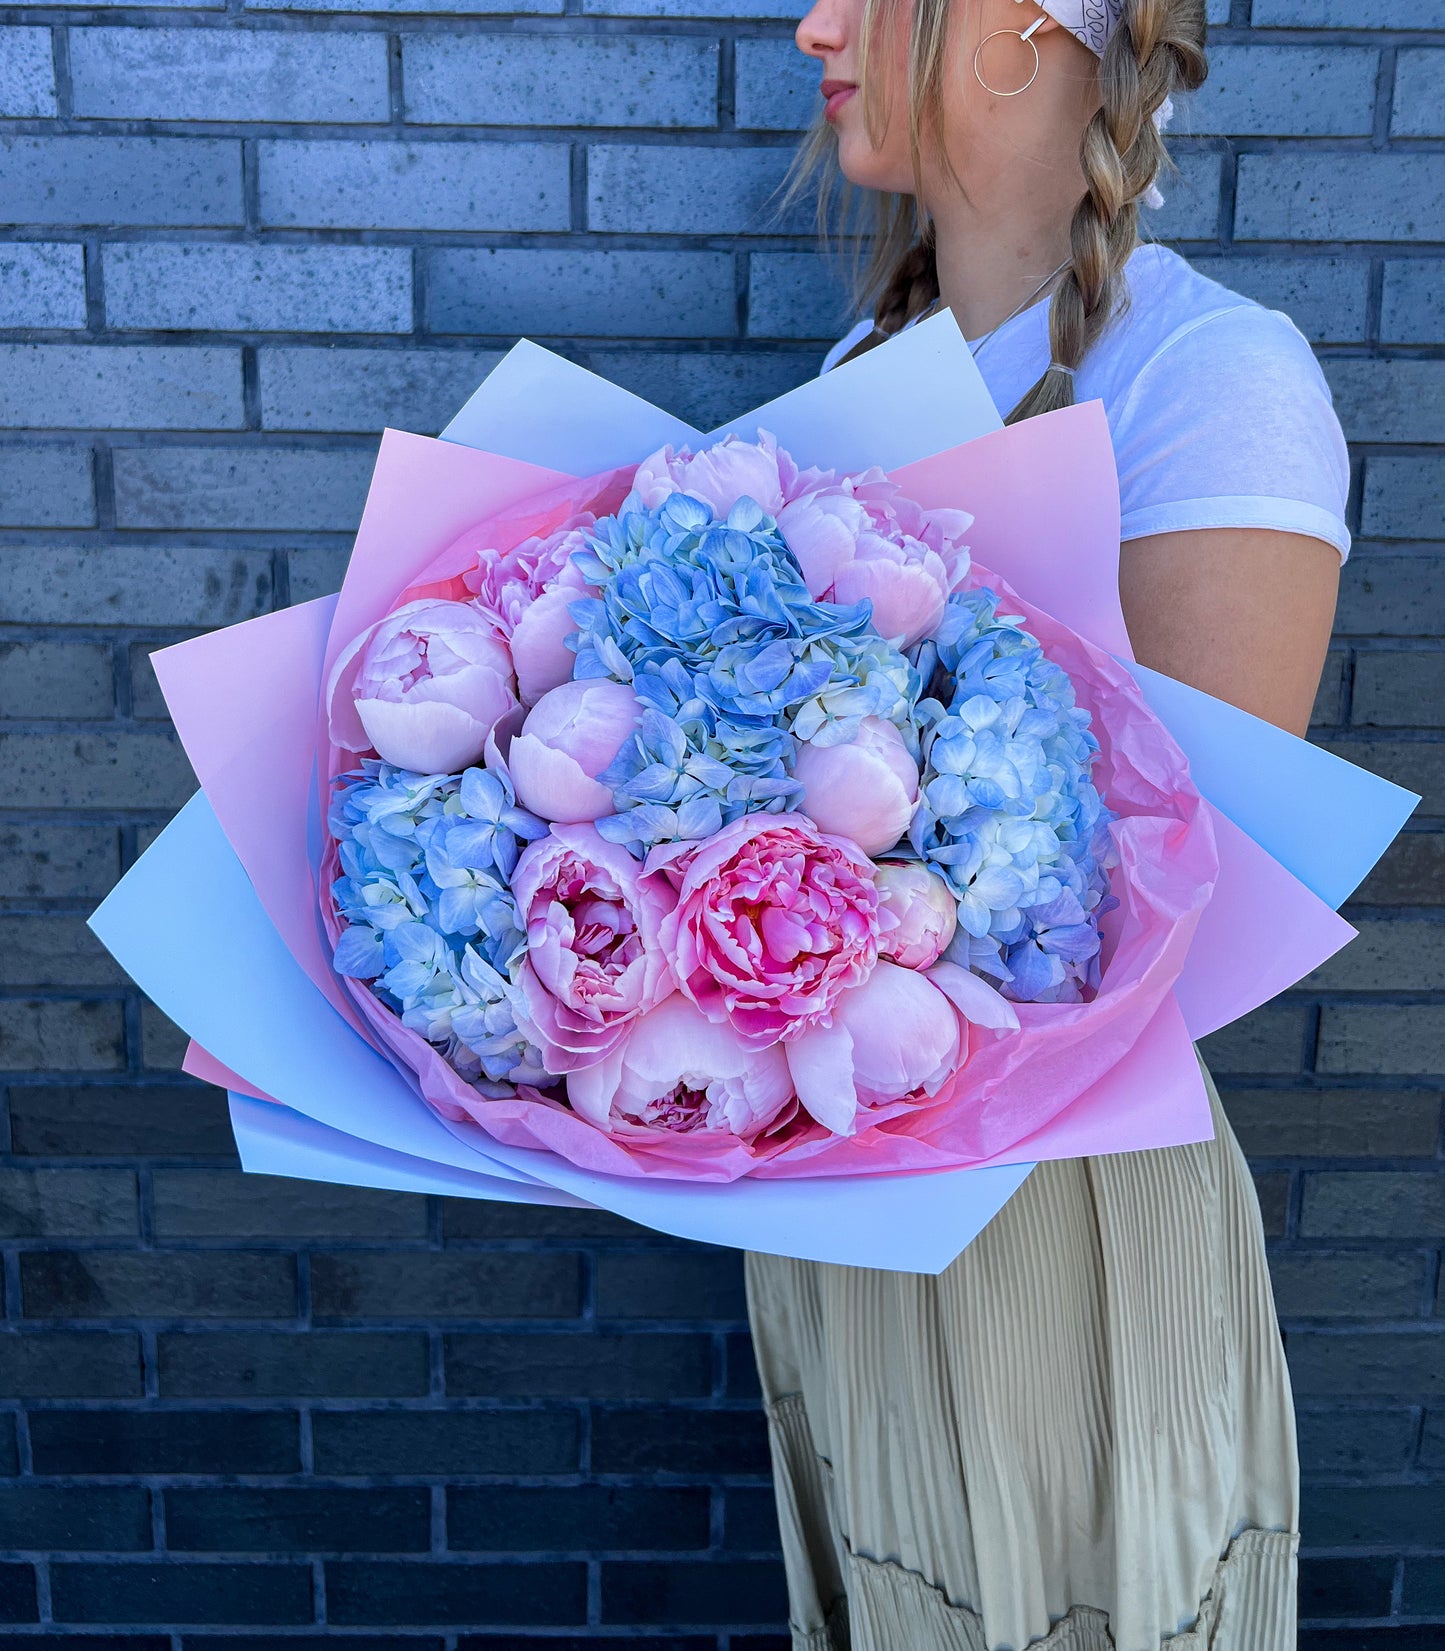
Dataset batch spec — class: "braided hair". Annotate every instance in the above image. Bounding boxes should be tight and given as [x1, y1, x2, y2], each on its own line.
[833, 0, 1208, 421]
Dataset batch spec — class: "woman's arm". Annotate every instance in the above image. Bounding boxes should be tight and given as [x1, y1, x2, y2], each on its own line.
[1118, 528, 1342, 738]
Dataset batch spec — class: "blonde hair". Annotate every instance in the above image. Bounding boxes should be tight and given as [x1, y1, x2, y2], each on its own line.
[802, 0, 1208, 423]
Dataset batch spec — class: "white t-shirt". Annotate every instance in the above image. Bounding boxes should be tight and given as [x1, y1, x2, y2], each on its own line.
[822, 243, 1352, 561]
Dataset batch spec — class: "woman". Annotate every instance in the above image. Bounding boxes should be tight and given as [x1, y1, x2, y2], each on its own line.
[745, 2, 1348, 1647]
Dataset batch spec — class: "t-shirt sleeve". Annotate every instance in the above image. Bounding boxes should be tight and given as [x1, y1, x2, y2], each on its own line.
[1109, 303, 1352, 561]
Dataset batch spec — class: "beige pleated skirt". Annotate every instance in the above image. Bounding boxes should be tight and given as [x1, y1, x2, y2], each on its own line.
[745, 1058, 1299, 1651]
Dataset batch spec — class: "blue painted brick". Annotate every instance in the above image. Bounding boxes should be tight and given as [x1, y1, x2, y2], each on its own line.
[323, 1561, 587, 1628]
[50, 1562, 312, 1626]
[1362, 457, 1445, 540]
[0, 242, 87, 330]
[1187, 255, 1369, 344]
[103, 243, 412, 334]
[0, 137, 243, 228]
[1252, 0, 1445, 21]
[0, 445, 95, 527]
[259, 139, 571, 231]
[1185, 47, 1378, 137]
[0, 545, 272, 625]
[0, 345, 242, 431]
[1382, 260, 1445, 345]
[1393, 48, 1445, 138]
[68, 28, 389, 123]
[587, 347, 812, 426]
[404, 34, 719, 128]
[111, 445, 375, 532]
[1236, 155, 1445, 243]
[426, 248, 736, 338]
[588, 144, 803, 235]
[258, 346, 500, 433]
[1325, 361, 1445, 445]
[0, 27, 56, 117]
[747, 251, 852, 340]
[1142, 152, 1222, 242]
[735, 38, 816, 131]
[586, 0, 804, 14]
[252, 0, 558, 12]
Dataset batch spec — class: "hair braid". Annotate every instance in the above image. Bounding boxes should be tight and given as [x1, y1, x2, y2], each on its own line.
[1004, 0, 1207, 422]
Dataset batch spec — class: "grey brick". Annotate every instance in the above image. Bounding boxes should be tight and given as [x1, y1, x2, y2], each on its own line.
[258, 346, 499, 434]
[1296, 1407, 1417, 1476]
[1236, 155, 1445, 243]
[404, 34, 717, 128]
[442, 1200, 642, 1239]
[310, 1252, 581, 1319]
[1318, 1005, 1445, 1077]
[0, 446, 95, 527]
[1325, 361, 1445, 446]
[0, 546, 272, 626]
[0, 731, 194, 811]
[69, 27, 389, 123]
[1302, 1480, 1445, 1545]
[140, 1000, 189, 1073]
[747, 252, 852, 341]
[128, 642, 172, 720]
[0, 1169, 137, 1239]
[152, 1171, 426, 1239]
[1142, 152, 1222, 243]
[7, 1082, 234, 1159]
[112, 446, 374, 532]
[1252, 0, 1445, 19]
[0, 243, 87, 330]
[104, 244, 411, 335]
[1301, 1172, 1445, 1238]
[1312, 649, 1346, 727]
[157, 1331, 428, 1397]
[1187, 256, 1368, 345]
[426, 248, 734, 339]
[587, 0, 803, 12]
[1393, 48, 1445, 137]
[259, 139, 569, 231]
[587, 144, 801, 235]
[1187, 46, 1376, 137]
[1353, 652, 1445, 727]
[0, 1000, 125, 1074]
[253, 0, 559, 11]
[1337, 558, 1445, 638]
[21, 1250, 297, 1319]
[1271, 1252, 1426, 1319]
[1316, 738, 1445, 815]
[1205, 0, 1229, 16]
[1198, 1006, 1308, 1076]
[735, 38, 815, 131]
[0, 1333, 141, 1399]
[1, 823, 119, 900]
[587, 348, 811, 428]
[0, 27, 56, 117]
[0, 346, 242, 432]
[1, 136, 242, 228]
[0, 913, 127, 989]
[444, 1331, 711, 1399]
[287, 546, 350, 603]
[1383, 261, 1445, 345]
[1358, 830, 1445, 904]
[1254, 1171, 1289, 1238]
[1289, 1330, 1445, 1398]
[1423, 1408, 1445, 1468]
[1304, 918, 1445, 991]
[0, 640, 109, 719]
[1223, 1089, 1441, 1157]
[1362, 457, 1445, 540]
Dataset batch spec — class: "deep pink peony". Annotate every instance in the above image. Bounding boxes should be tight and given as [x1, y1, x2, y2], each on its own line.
[510, 822, 675, 1074]
[567, 993, 794, 1138]
[645, 813, 885, 1049]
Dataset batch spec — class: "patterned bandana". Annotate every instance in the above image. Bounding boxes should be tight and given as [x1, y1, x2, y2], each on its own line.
[1040, 0, 1124, 56]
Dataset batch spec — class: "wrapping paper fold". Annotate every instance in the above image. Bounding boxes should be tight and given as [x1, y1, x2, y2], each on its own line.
[91, 318, 1419, 1272]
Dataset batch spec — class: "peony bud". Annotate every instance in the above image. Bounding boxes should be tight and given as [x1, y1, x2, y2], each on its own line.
[509, 678, 640, 823]
[791, 716, 919, 856]
[873, 861, 958, 971]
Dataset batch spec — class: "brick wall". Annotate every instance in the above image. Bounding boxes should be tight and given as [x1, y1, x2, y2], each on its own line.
[0, 0, 1440, 1642]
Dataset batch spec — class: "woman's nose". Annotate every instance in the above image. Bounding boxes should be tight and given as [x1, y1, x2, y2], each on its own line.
[796, 0, 848, 61]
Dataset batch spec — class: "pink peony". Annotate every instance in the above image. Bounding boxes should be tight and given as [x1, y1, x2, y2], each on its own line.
[463, 520, 596, 706]
[791, 716, 919, 856]
[874, 861, 958, 970]
[631, 431, 792, 517]
[567, 994, 794, 1137]
[646, 813, 884, 1049]
[508, 679, 640, 823]
[327, 598, 516, 776]
[510, 822, 675, 1074]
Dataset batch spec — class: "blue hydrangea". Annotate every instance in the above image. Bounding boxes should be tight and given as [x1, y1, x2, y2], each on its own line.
[329, 761, 550, 1090]
[908, 588, 1117, 1004]
[569, 490, 919, 852]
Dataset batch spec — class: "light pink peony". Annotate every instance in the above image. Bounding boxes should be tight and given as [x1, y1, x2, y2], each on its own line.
[327, 598, 517, 775]
[631, 431, 791, 517]
[510, 822, 675, 1074]
[463, 520, 595, 705]
[567, 993, 794, 1137]
[874, 861, 958, 970]
[791, 716, 919, 856]
[646, 812, 884, 1049]
[508, 679, 640, 823]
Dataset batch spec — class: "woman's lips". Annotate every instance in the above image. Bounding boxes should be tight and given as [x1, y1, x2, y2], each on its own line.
[821, 80, 858, 121]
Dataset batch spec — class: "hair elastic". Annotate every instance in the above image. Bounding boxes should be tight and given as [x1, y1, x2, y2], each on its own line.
[1048, 361, 1076, 378]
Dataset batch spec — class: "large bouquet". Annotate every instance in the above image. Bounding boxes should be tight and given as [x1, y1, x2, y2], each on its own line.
[92, 319, 1416, 1270]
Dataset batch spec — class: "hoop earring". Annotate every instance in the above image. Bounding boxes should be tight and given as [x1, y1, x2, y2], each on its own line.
[974, 15, 1044, 97]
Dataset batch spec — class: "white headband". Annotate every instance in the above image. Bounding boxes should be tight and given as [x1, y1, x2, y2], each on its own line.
[1040, 0, 1124, 57]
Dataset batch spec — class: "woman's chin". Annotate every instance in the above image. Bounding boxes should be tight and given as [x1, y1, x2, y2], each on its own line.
[835, 139, 914, 195]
